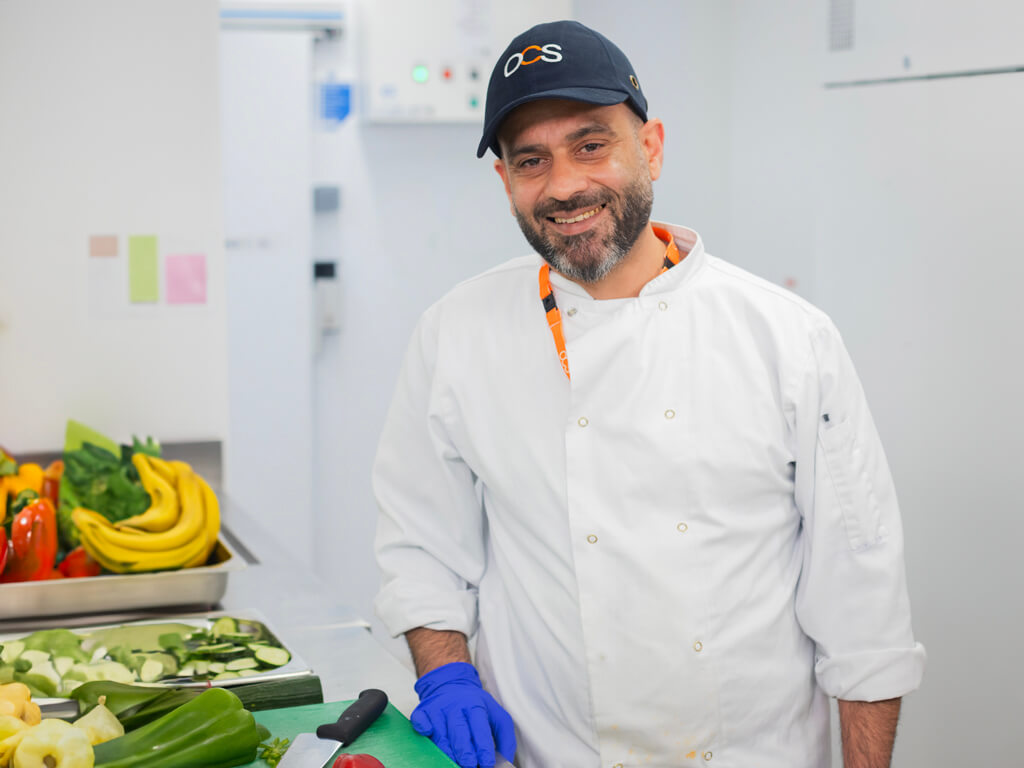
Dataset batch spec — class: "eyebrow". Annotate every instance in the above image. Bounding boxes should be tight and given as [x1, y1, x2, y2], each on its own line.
[507, 121, 617, 160]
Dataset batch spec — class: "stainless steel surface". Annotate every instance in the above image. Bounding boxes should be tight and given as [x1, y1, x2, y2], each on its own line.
[276, 732, 340, 768]
[0, 537, 246, 622]
[38, 698, 80, 720]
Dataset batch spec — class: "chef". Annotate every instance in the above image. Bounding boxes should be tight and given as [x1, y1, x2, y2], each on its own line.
[373, 19, 925, 768]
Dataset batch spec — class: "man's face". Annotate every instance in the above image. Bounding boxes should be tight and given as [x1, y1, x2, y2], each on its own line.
[494, 100, 663, 284]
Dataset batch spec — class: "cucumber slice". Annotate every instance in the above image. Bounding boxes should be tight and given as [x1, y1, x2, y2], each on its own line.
[191, 643, 236, 655]
[224, 657, 259, 672]
[208, 662, 226, 674]
[210, 617, 238, 637]
[139, 659, 164, 683]
[251, 646, 291, 668]
[212, 671, 240, 680]
[215, 632, 257, 644]
[1, 641, 25, 662]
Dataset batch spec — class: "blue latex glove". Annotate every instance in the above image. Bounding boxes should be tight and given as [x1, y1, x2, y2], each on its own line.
[411, 662, 517, 767]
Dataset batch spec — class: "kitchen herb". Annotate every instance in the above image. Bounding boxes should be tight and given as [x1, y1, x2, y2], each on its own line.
[258, 736, 291, 766]
[57, 442, 152, 549]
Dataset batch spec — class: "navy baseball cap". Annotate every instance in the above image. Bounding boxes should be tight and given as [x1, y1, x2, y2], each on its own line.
[477, 20, 648, 158]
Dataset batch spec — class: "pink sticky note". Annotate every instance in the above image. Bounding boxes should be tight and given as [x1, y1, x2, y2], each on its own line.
[165, 253, 207, 304]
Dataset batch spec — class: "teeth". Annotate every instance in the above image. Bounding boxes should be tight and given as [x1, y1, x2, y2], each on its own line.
[553, 206, 601, 224]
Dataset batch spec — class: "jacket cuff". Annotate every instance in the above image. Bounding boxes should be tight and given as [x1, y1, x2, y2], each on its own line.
[815, 642, 927, 700]
[375, 581, 479, 639]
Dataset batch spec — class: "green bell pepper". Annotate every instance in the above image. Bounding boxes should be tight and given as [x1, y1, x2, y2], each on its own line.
[93, 686, 259, 768]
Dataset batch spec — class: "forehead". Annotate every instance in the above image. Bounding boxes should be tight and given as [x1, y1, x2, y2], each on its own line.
[497, 99, 634, 151]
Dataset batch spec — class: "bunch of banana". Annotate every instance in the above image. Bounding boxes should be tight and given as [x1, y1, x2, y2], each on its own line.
[72, 455, 221, 573]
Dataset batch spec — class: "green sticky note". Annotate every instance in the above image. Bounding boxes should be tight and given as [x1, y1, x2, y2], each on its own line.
[129, 235, 159, 302]
[64, 419, 121, 457]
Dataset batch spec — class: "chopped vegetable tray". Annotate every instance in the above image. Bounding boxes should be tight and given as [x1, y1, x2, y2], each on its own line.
[0, 609, 313, 697]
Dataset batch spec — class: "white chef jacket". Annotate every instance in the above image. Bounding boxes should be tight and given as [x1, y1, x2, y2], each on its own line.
[374, 222, 925, 768]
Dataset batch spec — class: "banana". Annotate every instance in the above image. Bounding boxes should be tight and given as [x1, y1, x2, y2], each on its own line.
[75, 469, 205, 553]
[115, 454, 179, 532]
[70, 461, 217, 574]
[147, 455, 179, 486]
[78, 515, 209, 573]
[180, 471, 221, 568]
[195, 474, 221, 562]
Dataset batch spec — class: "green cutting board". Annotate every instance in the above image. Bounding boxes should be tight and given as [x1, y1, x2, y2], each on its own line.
[245, 700, 455, 768]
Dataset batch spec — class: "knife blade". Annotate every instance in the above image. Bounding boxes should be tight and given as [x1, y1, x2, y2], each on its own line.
[37, 698, 81, 720]
[277, 688, 388, 768]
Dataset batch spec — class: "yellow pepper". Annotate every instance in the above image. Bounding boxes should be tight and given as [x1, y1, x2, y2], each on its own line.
[0, 725, 27, 768]
[0, 716, 27, 741]
[0, 686, 39, 727]
[2, 465, 43, 499]
[10, 719, 93, 768]
[71, 698, 123, 746]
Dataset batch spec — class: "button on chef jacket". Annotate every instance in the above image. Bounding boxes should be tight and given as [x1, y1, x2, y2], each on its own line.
[373, 222, 925, 768]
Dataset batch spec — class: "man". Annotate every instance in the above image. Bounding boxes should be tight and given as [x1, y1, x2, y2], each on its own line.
[374, 20, 925, 768]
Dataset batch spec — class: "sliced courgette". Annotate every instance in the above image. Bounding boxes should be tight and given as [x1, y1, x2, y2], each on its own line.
[251, 646, 291, 668]
[210, 617, 238, 637]
[224, 657, 259, 672]
[191, 642, 236, 656]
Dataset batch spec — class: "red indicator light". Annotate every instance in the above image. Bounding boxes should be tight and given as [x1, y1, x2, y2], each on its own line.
[443, 67, 453, 80]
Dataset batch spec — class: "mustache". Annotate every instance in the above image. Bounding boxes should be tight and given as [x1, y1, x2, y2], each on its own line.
[534, 192, 612, 220]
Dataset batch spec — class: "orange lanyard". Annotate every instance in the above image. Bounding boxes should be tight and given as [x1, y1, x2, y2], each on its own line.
[539, 229, 682, 380]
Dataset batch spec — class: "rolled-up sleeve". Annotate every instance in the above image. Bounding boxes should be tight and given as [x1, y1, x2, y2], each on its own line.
[793, 318, 926, 701]
[373, 305, 485, 639]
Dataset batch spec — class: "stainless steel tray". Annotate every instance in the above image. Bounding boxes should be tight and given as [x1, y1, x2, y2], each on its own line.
[0, 608, 314, 693]
[0, 537, 246, 620]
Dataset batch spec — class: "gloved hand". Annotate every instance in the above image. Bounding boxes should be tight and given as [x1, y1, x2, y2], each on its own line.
[410, 662, 516, 768]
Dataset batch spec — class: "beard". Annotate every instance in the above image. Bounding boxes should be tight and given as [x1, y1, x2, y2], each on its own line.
[514, 172, 654, 285]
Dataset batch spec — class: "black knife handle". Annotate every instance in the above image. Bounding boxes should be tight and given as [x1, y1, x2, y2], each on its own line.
[316, 689, 389, 746]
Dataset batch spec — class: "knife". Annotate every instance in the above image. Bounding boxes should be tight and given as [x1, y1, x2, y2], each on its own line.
[277, 688, 389, 768]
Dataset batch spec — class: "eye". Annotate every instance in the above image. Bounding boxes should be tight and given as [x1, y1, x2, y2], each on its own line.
[580, 142, 604, 153]
[514, 156, 545, 173]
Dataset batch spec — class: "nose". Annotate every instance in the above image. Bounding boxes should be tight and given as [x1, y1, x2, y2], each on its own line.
[544, 154, 588, 204]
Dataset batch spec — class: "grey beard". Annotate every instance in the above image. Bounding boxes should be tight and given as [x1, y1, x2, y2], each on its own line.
[515, 176, 654, 285]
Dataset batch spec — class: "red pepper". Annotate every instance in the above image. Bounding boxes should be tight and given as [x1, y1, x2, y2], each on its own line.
[57, 545, 102, 578]
[0, 528, 8, 575]
[0, 497, 58, 582]
[332, 756, 386, 768]
[41, 459, 63, 506]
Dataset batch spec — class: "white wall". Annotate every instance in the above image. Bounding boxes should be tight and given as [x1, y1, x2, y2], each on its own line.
[815, 72, 1024, 766]
[724, 0, 1024, 765]
[0, 0, 227, 451]
[220, 29, 316, 563]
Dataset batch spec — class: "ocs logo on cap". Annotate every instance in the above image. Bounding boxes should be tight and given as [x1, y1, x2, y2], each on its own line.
[503, 43, 564, 77]
[477, 20, 649, 158]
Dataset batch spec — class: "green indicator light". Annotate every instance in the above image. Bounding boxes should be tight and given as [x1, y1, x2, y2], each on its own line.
[469, 96, 479, 108]
[412, 65, 429, 83]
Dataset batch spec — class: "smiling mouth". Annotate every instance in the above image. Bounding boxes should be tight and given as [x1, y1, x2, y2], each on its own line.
[548, 204, 606, 224]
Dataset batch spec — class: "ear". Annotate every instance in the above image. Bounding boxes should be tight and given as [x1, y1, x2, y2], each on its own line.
[494, 158, 516, 215]
[638, 118, 665, 181]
